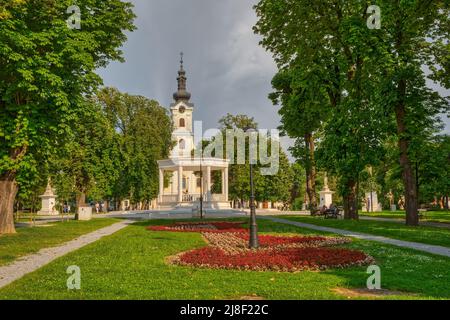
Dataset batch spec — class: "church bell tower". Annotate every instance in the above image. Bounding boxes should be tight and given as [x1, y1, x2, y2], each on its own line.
[170, 53, 194, 158]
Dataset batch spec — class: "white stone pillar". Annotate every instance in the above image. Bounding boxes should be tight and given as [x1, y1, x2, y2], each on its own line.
[178, 166, 183, 203]
[206, 166, 211, 201]
[159, 168, 164, 203]
[224, 167, 229, 202]
[221, 170, 225, 195]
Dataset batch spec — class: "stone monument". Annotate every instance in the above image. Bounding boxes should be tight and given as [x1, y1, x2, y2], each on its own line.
[319, 173, 334, 208]
[77, 206, 92, 221]
[362, 191, 382, 212]
[37, 179, 59, 216]
[387, 190, 396, 211]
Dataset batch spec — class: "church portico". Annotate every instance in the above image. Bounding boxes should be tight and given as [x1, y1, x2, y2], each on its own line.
[158, 157, 229, 209]
[157, 54, 230, 210]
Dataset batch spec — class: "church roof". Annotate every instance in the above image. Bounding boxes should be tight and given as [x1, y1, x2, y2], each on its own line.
[173, 52, 192, 103]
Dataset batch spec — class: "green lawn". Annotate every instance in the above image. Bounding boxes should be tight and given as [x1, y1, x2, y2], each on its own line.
[359, 210, 450, 223]
[274, 215, 450, 248]
[0, 218, 449, 300]
[0, 218, 119, 266]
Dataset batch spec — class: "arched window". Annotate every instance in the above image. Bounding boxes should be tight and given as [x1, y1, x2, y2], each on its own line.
[179, 118, 185, 127]
[179, 139, 186, 150]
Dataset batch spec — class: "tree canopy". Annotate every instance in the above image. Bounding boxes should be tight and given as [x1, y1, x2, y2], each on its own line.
[254, 0, 450, 224]
[0, 0, 136, 233]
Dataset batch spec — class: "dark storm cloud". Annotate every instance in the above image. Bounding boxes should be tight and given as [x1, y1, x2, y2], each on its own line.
[97, 0, 280, 127]
[97, 0, 449, 157]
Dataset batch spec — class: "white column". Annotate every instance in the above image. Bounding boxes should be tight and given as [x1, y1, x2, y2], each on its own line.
[159, 168, 164, 203]
[178, 166, 183, 203]
[224, 167, 229, 202]
[206, 166, 211, 201]
[221, 170, 225, 195]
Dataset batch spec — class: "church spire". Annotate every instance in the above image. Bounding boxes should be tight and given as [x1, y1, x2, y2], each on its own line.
[173, 52, 191, 102]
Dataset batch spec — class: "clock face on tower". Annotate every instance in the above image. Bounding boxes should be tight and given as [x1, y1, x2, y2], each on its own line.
[179, 106, 186, 114]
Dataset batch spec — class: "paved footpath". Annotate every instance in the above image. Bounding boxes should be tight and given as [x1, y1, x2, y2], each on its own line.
[261, 216, 450, 258]
[0, 220, 134, 289]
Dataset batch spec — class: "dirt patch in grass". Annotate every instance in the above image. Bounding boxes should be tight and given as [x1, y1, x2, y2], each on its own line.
[238, 294, 265, 300]
[332, 287, 415, 298]
[223, 294, 265, 300]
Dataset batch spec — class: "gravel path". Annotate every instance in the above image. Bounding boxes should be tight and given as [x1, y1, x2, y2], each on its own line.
[261, 216, 450, 258]
[0, 220, 134, 289]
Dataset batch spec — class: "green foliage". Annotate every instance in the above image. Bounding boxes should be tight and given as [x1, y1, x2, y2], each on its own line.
[49, 97, 122, 205]
[216, 114, 294, 204]
[218, 113, 258, 131]
[0, 1, 136, 231]
[96, 88, 173, 204]
[0, 0, 136, 177]
[414, 135, 450, 204]
[254, 0, 450, 219]
[270, 65, 329, 139]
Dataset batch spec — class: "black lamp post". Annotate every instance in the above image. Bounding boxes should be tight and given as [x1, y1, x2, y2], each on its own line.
[199, 154, 204, 219]
[246, 127, 259, 249]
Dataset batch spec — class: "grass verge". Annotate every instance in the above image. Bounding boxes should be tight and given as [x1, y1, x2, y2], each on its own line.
[359, 210, 450, 224]
[275, 215, 450, 248]
[0, 218, 119, 266]
[0, 218, 448, 300]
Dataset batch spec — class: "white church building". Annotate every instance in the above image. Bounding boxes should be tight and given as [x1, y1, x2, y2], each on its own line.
[157, 55, 230, 210]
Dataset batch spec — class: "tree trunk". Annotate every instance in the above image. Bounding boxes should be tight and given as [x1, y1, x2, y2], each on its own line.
[304, 133, 317, 209]
[289, 183, 299, 207]
[343, 179, 358, 220]
[76, 192, 86, 208]
[0, 173, 18, 234]
[395, 80, 419, 226]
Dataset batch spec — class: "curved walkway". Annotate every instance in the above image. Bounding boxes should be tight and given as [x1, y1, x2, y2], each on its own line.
[261, 216, 450, 258]
[0, 220, 134, 289]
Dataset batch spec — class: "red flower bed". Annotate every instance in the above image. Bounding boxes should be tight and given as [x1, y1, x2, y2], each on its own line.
[176, 247, 373, 272]
[148, 221, 374, 272]
[235, 234, 350, 248]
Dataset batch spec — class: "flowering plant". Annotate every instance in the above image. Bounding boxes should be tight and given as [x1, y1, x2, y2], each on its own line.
[148, 221, 374, 272]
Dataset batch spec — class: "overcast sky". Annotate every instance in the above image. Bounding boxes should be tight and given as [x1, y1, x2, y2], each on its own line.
[98, 0, 450, 156]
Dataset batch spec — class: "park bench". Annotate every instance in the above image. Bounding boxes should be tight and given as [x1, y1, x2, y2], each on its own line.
[311, 208, 323, 216]
[324, 206, 342, 219]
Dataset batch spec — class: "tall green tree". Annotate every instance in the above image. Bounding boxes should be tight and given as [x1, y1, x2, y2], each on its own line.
[270, 67, 330, 210]
[50, 98, 122, 209]
[254, 0, 449, 224]
[255, 0, 388, 219]
[373, 0, 449, 225]
[96, 88, 173, 208]
[0, 0, 136, 233]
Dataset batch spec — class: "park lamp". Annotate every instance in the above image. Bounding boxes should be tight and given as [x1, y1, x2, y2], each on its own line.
[245, 127, 259, 249]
